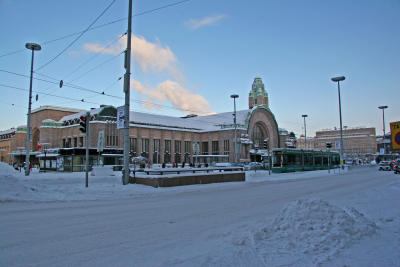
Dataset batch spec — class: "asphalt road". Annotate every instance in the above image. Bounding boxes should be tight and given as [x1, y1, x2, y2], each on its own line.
[0, 167, 397, 266]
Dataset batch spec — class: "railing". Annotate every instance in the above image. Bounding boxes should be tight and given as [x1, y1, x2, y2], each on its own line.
[131, 166, 244, 176]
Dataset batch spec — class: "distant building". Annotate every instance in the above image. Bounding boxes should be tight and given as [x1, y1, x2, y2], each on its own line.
[312, 127, 377, 158]
[0, 126, 27, 164]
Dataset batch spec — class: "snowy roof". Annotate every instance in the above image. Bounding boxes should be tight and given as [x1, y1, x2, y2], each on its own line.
[60, 107, 103, 122]
[0, 128, 16, 135]
[32, 105, 84, 114]
[129, 109, 251, 132]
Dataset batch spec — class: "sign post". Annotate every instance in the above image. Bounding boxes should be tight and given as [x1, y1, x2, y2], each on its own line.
[117, 106, 125, 130]
[85, 112, 90, 187]
[97, 130, 104, 166]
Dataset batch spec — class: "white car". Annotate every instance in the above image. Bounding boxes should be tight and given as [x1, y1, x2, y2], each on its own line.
[378, 161, 391, 171]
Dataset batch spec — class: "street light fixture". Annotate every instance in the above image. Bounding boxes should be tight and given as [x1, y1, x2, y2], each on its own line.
[230, 94, 239, 163]
[331, 76, 345, 165]
[302, 114, 308, 149]
[378, 105, 388, 154]
[25, 42, 41, 176]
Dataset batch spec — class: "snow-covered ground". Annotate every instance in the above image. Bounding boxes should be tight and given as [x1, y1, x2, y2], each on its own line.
[1, 162, 399, 266]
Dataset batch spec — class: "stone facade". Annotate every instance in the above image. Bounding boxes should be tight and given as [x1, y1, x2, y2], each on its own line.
[3, 77, 285, 167]
[312, 127, 377, 157]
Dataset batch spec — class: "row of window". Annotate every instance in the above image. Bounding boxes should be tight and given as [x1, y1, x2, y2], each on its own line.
[61, 137, 232, 156]
[130, 138, 230, 155]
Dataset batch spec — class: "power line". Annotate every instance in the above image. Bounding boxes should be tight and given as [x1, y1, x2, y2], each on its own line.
[34, 0, 116, 71]
[68, 51, 124, 82]
[0, 0, 191, 59]
[0, 81, 241, 128]
[1, 68, 238, 122]
[0, 83, 100, 105]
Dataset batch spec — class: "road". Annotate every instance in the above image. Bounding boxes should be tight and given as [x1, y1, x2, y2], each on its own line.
[0, 167, 397, 266]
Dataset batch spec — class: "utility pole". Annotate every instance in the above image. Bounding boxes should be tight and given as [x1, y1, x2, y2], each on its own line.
[85, 112, 90, 187]
[230, 94, 239, 163]
[24, 43, 41, 176]
[122, 0, 132, 185]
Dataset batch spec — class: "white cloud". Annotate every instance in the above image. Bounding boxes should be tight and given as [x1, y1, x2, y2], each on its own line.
[130, 79, 214, 116]
[84, 36, 214, 115]
[185, 14, 227, 30]
[83, 35, 184, 82]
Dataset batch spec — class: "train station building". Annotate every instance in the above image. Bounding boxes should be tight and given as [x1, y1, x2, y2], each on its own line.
[1, 77, 292, 170]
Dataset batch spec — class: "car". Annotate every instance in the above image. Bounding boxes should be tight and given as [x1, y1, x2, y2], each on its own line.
[378, 161, 391, 171]
[393, 160, 400, 174]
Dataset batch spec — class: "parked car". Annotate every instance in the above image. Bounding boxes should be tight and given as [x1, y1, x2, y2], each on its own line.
[245, 162, 264, 170]
[393, 160, 400, 174]
[378, 161, 391, 171]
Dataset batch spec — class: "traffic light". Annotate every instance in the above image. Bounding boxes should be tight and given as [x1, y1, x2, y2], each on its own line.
[79, 115, 87, 133]
[263, 139, 269, 149]
[326, 142, 332, 151]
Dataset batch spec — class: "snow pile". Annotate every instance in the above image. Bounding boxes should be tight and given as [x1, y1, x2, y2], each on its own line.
[249, 199, 377, 266]
[0, 164, 39, 202]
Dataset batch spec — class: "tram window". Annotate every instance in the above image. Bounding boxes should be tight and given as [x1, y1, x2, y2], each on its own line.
[304, 154, 312, 165]
[315, 156, 322, 165]
[273, 153, 281, 167]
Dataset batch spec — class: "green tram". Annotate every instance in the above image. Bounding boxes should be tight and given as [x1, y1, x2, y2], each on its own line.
[270, 148, 340, 173]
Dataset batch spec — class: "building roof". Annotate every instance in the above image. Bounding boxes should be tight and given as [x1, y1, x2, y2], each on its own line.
[129, 109, 251, 132]
[32, 105, 84, 114]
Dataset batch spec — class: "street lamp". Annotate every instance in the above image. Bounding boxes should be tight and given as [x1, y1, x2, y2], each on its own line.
[331, 76, 345, 164]
[302, 114, 308, 149]
[230, 94, 239, 163]
[41, 142, 51, 172]
[25, 42, 41, 176]
[378, 105, 388, 154]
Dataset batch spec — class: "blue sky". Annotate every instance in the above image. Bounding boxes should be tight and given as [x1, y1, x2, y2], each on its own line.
[0, 0, 399, 137]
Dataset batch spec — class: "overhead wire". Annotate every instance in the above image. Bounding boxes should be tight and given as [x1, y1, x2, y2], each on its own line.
[0, 80, 239, 129]
[1, 68, 240, 125]
[34, 0, 117, 71]
[0, 83, 101, 106]
[0, 0, 191, 59]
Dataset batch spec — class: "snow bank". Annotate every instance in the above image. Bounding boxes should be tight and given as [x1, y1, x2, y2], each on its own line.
[243, 199, 377, 266]
[0, 164, 39, 202]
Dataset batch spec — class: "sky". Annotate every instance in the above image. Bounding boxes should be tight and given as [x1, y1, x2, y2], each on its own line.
[0, 0, 399, 137]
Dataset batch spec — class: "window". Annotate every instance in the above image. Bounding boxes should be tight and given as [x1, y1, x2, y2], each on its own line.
[212, 141, 219, 154]
[251, 124, 265, 148]
[184, 141, 191, 162]
[174, 140, 181, 163]
[79, 137, 84, 147]
[153, 139, 160, 163]
[164, 140, 171, 163]
[202, 142, 209, 155]
[223, 140, 230, 155]
[141, 138, 149, 158]
[62, 139, 66, 148]
[67, 138, 72, 148]
[130, 138, 137, 157]
[184, 141, 191, 154]
[73, 137, 77, 148]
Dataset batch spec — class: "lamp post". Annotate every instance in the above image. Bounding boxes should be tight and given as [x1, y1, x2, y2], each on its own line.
[302, 114, 308, 149]
[378, 105, 388, 154]
[41, 142, 51, 172]
[230, 94, 239, 163]
[331, 76, 345, 165]
[25, 43, 41, 176]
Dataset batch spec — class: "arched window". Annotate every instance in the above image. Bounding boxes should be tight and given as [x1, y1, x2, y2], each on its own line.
[251, 124, 265, 149]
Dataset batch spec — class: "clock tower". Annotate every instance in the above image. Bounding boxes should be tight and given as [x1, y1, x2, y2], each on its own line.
[249, 77, 269, 109]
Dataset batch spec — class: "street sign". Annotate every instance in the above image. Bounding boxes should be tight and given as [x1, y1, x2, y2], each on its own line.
[334, 140, 341, 150]
[117, 106, 125, 129]
[97, 130, 104, 152]
[390, 121, 400, 150]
